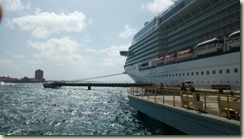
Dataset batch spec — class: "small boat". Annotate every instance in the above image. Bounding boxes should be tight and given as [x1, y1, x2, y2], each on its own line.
[177, 49, 193, 60]
[43, 82, 62, 88]
[164, 53, 176, 63]
[227, 30, 240, 48]
[194, 38, 223, 55]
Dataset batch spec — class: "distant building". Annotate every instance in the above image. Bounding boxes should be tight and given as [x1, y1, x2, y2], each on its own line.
[35, 69, 44, 81]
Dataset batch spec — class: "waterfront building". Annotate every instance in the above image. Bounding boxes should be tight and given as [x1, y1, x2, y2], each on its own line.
[35, 69, 44, 81]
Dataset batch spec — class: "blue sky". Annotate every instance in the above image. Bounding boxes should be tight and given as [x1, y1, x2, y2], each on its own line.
[0, 0, 174, 82]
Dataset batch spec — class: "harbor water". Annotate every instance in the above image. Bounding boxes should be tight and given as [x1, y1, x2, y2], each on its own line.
[0, 83, 184, 135]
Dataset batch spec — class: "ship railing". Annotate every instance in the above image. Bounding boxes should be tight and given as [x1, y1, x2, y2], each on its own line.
[130, 86, 241, 120]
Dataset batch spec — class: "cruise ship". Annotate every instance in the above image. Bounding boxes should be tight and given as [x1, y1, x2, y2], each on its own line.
[121, 0, 240, 87]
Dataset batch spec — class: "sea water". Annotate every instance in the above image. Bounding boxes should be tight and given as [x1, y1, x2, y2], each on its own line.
[0, 83, 184, 135]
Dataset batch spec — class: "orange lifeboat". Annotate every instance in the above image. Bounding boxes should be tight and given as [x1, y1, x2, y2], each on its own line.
[164, 53, 176, 62]
[154, 56, 164, 64]
[177, 49, 193, 60]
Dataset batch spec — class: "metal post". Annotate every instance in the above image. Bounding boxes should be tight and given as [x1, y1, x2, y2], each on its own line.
[204, 94, 207, 112]
[154, 86, 157, 102]
[163, 88, 165, 104]
[227, 96, 230, 119]
[173, 89, 176, 106]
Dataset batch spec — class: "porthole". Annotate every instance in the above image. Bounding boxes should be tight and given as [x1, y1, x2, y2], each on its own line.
[196, 72, 199, 75]
[207, 71, 210, 75]
[191, 72, 194, 76]
[201, 71, 204, 75]
[226, 69, 230, 74]
[219, 70, 222, 74]
[234, 68, 238, 73]
[212, 70, 216, 74]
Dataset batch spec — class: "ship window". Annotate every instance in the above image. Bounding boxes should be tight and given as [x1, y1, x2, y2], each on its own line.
[207, 71, 210, 75]
[187, 73, 189, 76]
[191, 72, 194, 76]
[226, 69, 230, 73]
[169, 74, 171, 77]
[196, 72, 199, 75]
[234, 68, 238, 73]
[227, 81, 229, 83]
[175, 73, 177, 77]
[179, 73, 181, 76]
[183, 73, 185, 76]
[212, 70, 216, 74]
[172, 74, 174, 77]
[201, 71, 204, 75]
[219, 70, 222, 74]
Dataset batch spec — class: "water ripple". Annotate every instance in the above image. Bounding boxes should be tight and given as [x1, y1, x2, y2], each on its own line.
[0, 83, 183, 135]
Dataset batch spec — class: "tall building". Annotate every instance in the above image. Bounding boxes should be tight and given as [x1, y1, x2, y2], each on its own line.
[35, 69, 44, 81]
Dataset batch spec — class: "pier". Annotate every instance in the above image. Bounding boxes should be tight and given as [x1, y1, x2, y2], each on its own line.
[128, 86, 241, 135]
[43, 82, 151, 90]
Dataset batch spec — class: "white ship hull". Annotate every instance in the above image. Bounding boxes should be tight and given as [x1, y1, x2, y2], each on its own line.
[125, 52, 240, 87]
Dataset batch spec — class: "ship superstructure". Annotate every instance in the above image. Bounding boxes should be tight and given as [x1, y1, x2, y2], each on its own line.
[121, 0, 240, 87]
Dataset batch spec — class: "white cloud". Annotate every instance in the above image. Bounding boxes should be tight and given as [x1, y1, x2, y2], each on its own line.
[85, 44, 129, 69]
[14, 55, 24, 59]
[29, 60, 42, 65]
[142, 0, 174, 14]
[11, 11, 87, 39]
[0, 0, 24, 11]
[0, 59, 13, 65]
[28, 37, 84, 64]
[118, 25, 137, 39]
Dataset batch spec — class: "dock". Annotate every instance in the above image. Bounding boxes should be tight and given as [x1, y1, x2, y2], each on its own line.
[128, 86, 241, 135]
[43, 82, 151, 90]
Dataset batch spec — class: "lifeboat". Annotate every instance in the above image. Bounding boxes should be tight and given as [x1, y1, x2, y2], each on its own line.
[164, 53, 176, 62]
[194, 38, 223, 55]
[177, 49, 193, 60]
[154, 56, 164, 64]
[227, 30, 240, 48]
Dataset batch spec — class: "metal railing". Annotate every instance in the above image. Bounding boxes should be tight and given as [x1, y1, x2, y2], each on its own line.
[130, 86, 240, 120]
